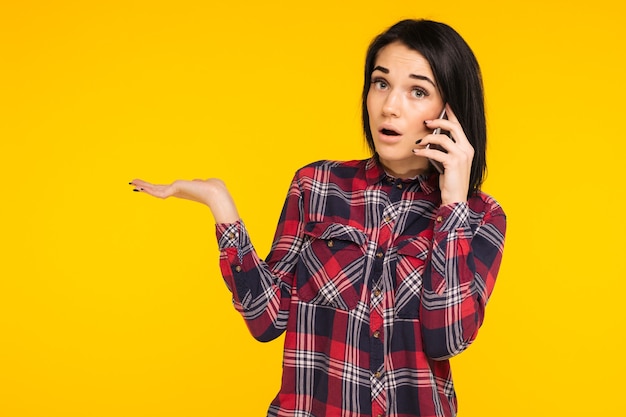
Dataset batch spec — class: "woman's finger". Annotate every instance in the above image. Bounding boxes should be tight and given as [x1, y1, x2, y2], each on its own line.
[417, 132, 458, 154]
[129, 179, 175, 199]
[414, 130, 473, 170]
[444, 104, 473, 149]
[444, 103, 459, 123]
[425, 105, 471, 150]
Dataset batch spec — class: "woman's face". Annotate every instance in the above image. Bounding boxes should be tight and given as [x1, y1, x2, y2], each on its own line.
[367, 41, 445, 178]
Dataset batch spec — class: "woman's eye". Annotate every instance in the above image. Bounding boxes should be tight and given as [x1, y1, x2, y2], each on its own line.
[373, 80, 388, 89]
[412, 88, 427, 98]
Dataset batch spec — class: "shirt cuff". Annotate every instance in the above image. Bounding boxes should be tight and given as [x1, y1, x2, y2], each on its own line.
[215, 220, 245, 250]
[434, 202, 470, 232]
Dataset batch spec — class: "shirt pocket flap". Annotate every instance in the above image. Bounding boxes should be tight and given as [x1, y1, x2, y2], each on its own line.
[396, 236, 431, 260]
[304, 222, 367, 246]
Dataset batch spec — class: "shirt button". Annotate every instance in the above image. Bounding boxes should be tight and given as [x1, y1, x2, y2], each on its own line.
[436, 215, 443, 223]
[374, 371, 382, 378]
[234, 265, 242, 273]
[327, 240, 334, 248]
[396, 183, 403, 189]
[373, 289, 381, 297]
[384, 215, 391, 222]
[375, 252, 383, 258]
[228, 232, 235, 239]
[373, 330, 380, 338]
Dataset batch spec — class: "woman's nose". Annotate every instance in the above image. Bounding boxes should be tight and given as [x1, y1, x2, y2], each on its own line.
[382, 91, 400, 117]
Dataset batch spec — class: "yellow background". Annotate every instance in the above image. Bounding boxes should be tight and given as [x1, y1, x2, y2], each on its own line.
[1, 0, 625, 416]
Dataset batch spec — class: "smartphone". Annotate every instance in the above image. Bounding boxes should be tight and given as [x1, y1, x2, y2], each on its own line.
[427, 108, 448, 174]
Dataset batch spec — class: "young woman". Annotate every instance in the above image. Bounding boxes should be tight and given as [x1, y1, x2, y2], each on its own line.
[131, 19, 506, 417]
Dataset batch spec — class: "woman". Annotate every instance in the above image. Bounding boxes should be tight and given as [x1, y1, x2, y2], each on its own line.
[131, 19, 506, 417]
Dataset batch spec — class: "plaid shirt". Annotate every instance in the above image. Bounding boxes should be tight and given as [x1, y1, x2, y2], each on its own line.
[216, 158, 506, 417]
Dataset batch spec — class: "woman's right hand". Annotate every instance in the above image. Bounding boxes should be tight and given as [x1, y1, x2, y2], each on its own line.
[130, 178, 240, 223]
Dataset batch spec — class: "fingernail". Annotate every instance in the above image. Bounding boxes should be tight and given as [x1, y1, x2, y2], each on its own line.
[128, 182, 133, 185]
[424, 120, 432, 124]
[415, 139, 422, 144]
[133, 189, 140, 192]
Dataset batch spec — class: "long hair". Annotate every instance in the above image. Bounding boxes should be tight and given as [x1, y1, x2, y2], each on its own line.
[362, 19, 487, 195]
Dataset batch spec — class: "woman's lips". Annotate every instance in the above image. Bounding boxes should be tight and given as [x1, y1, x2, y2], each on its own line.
[378, 126, 403, 143]
[381, 128, 400, 136]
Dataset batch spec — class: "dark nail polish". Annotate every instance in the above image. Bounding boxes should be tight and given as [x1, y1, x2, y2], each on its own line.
[415, 139, 422, 144]
[133, 189, 140, 192]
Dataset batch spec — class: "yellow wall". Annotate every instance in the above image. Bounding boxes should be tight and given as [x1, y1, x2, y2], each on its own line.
[1, 0, 625, 415]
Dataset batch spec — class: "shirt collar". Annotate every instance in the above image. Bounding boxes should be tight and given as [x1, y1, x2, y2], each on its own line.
[365, 156, 437, 195]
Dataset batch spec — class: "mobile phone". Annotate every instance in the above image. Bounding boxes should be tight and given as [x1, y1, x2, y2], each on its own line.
[427, 108, 448, 174]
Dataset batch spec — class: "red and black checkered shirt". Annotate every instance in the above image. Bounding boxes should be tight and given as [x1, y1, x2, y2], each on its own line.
[216, 158, 506, 417]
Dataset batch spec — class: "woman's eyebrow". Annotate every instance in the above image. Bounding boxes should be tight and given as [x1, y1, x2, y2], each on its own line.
[373, 65, 390, 74]
[409, 74, 436, 87]
[373, 65, 436, 87]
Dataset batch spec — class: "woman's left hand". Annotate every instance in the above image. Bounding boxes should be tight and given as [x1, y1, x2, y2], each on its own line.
[413, 104, 474, 205]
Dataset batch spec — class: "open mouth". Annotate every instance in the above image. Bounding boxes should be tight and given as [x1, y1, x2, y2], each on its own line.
[381, 128, 400, 136]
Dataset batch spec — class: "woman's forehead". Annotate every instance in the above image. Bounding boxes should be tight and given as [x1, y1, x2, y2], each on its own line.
[374, 42, 433, 77]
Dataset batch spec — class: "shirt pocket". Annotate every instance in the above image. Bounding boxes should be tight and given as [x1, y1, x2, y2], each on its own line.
[394, 235, 431, 319]
[296, 221, 367, 311]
